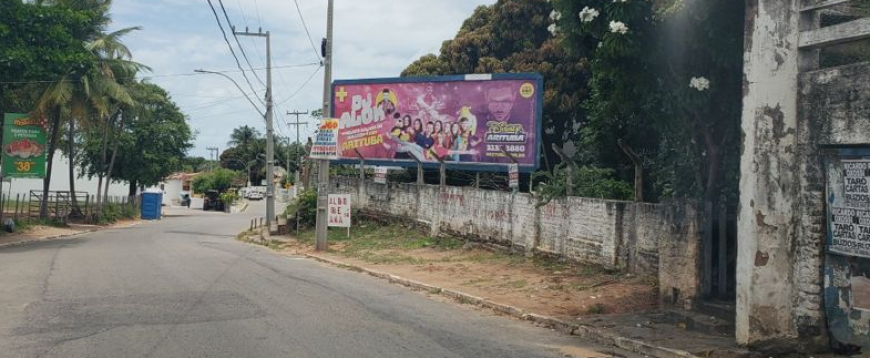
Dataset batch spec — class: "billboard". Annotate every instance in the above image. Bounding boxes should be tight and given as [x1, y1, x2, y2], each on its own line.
[332, 73, 542, 172]
[2, 113, 46, 178]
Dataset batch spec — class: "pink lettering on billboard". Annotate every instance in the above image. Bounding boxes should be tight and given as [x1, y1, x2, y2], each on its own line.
[332, 74, 542, 171]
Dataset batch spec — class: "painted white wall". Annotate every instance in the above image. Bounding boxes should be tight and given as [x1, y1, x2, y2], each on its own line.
[162, 179, 184, 206]
[2, 151, 131, 199]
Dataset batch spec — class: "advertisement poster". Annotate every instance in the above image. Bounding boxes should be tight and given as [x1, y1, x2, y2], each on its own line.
[829, 159, 870, 258]
[327, 194, 351, 228]
[2, 113, 46, 178]
[310, 118, 339, 160]
[829, 206, 870, 258]
[332, 74, 542, 172]
[844, 160, 870, 209]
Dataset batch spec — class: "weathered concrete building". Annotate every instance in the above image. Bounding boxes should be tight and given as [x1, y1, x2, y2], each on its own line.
[739, 0, 870, 352]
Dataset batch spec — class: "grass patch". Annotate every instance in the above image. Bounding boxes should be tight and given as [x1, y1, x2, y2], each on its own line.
[586, 303, 606, 315]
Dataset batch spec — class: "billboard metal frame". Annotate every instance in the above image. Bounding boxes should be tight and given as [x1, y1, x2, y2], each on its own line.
[330, 73, 544, 174]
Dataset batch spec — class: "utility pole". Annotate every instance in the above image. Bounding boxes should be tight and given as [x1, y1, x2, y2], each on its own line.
[285, 111, 309, 186]
[235, 27, 275, 229]
[315, 0, 334, 252]
[206, 146, 219, 171]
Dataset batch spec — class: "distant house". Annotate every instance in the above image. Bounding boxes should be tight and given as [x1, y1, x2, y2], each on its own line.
[160, 172, 201, 206]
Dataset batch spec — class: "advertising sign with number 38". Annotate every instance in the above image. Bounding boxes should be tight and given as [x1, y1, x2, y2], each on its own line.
[3, 113, 47, 178]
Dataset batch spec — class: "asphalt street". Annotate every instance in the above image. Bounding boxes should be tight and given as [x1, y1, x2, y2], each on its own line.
[0, 200, 628, 358]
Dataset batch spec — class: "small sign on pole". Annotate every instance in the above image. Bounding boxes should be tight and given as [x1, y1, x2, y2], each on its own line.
[508, 163, 519, 190]
[328, 194, 351, 228]
[310, 118, 340, 160]
[374, 167, 388, 184]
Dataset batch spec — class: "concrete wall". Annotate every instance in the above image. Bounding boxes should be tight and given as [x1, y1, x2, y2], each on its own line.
[798, 63, 870, 349]
[330, 176, 703, 308]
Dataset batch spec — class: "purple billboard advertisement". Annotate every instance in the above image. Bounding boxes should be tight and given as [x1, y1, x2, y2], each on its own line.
[332, 73, 543, 172]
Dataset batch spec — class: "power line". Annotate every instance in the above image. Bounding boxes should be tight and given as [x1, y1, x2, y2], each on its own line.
[291, 0, 323, 62]
[275, 65, 322, 106]
[206, 0, 265, 106]
[217, 0, 266, 87]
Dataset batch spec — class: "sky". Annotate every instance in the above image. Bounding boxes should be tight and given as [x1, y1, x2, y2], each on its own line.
[110, 0, 496, 159]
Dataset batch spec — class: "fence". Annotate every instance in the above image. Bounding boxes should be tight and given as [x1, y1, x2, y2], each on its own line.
[328, 176, 704, 308]
[0, 191, 139, 224]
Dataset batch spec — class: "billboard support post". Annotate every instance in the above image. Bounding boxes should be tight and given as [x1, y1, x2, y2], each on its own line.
[353, 149, 366, 199]
[411, 155, 424, 185]
[552, 144, 576, 197]
[432, 154, 447, 187]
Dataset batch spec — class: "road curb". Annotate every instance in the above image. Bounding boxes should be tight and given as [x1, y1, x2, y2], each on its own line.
[302, 252, 701, 358]
[0, 228, 99, 249]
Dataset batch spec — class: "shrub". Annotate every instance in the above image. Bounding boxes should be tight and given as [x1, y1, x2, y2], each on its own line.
[284, 190, 317, 228]
[220, 192, 240, 207]
[534, 165, 634, 205]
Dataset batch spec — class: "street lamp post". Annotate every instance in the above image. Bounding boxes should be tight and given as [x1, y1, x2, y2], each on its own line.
[195, 62, 276, 229]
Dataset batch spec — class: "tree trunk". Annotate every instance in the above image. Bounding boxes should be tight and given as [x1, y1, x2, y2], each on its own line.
[68, 117, 81, 216]
[617, 139, 644, 202]
[41, 110, 63, 219]
[103, 111, 126, 204]
[96, 111, 118, 209]
[128, 180, 137, 197]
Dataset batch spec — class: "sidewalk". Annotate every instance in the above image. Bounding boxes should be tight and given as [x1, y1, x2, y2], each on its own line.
[0, 219, 141, 248]
[246, 221, 752, 358]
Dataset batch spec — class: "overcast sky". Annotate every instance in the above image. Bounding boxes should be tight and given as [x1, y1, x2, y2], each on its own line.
[110, 0, 495, 158]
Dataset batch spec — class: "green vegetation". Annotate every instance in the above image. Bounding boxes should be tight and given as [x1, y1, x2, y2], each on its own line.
[1, 0, 194, 221]
[586, 303, 606, 315]
[221, 125, 307, 185]
[284, 190, 317, 228]
[192, 168, 240, 194]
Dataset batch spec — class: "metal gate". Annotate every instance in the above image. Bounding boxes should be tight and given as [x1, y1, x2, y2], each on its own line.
[825, 148, 870, 350]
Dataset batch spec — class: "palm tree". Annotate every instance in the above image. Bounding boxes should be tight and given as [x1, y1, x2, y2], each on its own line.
[228, 125, 261, 149]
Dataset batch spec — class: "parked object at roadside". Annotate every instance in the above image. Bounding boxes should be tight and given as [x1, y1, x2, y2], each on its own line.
[203, 190, 225, 211]
[246, 192, 264, 201]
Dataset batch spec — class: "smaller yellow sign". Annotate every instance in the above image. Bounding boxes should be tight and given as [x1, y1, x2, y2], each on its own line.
[519, 83, 535, 99]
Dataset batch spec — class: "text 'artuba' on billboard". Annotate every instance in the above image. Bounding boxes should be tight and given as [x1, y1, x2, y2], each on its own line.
[331, 73, 542, 172]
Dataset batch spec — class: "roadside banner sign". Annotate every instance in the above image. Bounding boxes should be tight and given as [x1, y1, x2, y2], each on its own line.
[508, 163, 519, 190]
[374, 167, 388, 184]
[310, 118, 340, 160]
[2, 113, 46, 178]
[327, 194, 351, 228]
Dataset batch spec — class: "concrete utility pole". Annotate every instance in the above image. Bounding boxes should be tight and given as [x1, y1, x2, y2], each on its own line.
[315, 0, 334, 251]
[206, 147, 220, 171]
[285, 111, 309, 185]
[235, 28, 275, 229]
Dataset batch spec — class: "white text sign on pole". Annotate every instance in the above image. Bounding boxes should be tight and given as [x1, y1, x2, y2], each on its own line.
[327, 194, 351, 228]
[374, 167, 388, 184]
[509, 163, 519, 190]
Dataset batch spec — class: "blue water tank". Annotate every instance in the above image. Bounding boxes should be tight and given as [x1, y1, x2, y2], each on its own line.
[141, 192, 163, 220]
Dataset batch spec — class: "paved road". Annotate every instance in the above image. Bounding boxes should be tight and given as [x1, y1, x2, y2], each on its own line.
[0, 201, 627, 358]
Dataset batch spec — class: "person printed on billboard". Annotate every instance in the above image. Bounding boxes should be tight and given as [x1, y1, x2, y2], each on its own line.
[377, 88, 397, 115]
[482, 83, 517, 123]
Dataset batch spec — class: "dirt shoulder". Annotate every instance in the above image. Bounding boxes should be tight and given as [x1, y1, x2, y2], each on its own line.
[0, 218, 142, 248]
[263, 220, 658, 321]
